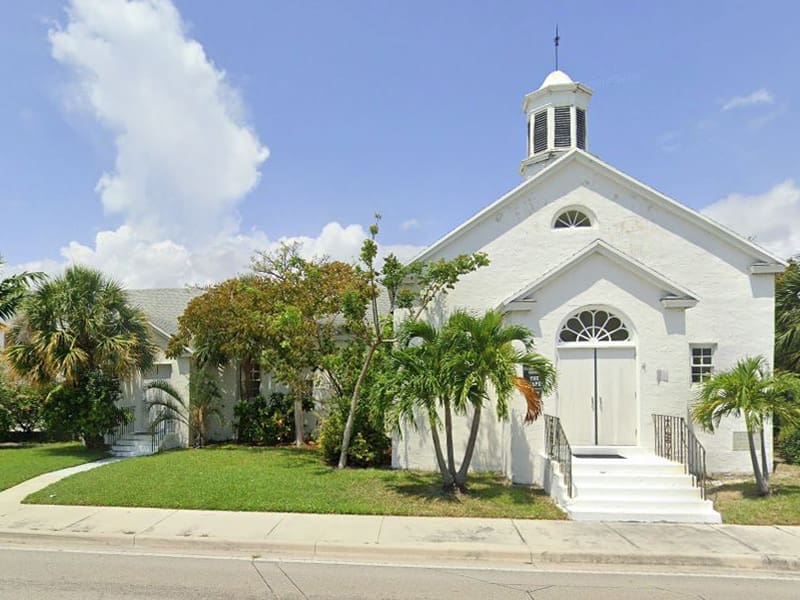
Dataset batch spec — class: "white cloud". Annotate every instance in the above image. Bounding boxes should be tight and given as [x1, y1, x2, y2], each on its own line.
[701, 179, 800, 260]
[722, 88, 774, 111]
[401, 218, 420, 231]
[32, 0, 423, 288]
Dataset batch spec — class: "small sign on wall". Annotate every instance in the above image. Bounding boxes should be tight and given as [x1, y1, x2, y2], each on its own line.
[522, 366, 543, 394]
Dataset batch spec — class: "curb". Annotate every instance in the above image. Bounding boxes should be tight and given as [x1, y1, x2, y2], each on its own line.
[1, 529, 799, 572]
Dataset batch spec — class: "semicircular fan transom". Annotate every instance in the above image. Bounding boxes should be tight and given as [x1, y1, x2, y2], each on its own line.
[559, 309, 630, 343]
[554, 209, 591, 229]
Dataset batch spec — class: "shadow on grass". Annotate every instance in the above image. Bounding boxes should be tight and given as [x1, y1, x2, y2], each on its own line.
[0, 443, 105, 459]
[382, 470, 536, 505]
[714, 480, 800, 500]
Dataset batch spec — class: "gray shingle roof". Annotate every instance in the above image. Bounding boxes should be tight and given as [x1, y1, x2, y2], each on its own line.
[125, 288, 205, 338]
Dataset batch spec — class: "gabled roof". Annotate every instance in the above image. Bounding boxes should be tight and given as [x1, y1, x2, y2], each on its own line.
[499, 239, 699, 311]
[126, 288, 205, 339]
[414, 149, 787, 268]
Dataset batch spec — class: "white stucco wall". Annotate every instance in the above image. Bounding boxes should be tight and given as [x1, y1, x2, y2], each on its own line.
[393, 154, 776, 478]
[121, 326, 191, 447]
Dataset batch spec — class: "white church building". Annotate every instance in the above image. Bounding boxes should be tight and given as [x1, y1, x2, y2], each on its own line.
[392, 69, 787, 522]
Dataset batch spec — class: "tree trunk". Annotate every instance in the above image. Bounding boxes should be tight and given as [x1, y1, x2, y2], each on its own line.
[455, 404, 482, 491]
[293, 384, 304, 447]
[443, 396, 457, 482]
[83, 434, 106, 449]
[759, 425, 770, 484]
[428, 408, 455, 490]
[338, 341, 379, 469]
[747, 427, 770, 496]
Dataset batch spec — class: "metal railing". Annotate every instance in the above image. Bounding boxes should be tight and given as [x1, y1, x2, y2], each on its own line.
[653, 413, 708, 499]
[150, 407, 176, 454]
[105, 407, 135, 446]
[544, 414, 574, 498]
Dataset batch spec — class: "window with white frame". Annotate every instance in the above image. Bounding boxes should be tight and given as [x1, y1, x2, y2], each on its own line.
[691, 346, 714, 383]
[144, 364, 172, 380]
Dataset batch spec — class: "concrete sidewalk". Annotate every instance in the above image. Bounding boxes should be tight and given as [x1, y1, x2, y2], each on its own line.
[1, 461, 800, 571]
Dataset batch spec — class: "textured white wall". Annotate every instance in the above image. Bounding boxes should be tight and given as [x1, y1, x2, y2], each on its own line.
[393, 156, 775, 477]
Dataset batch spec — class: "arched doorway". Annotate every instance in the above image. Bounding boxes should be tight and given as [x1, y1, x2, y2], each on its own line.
[556, 308, 637, 446]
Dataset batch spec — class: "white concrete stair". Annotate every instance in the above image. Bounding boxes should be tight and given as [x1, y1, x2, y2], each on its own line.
[110, 432, 155, 458]
[564, 447, 721, 524]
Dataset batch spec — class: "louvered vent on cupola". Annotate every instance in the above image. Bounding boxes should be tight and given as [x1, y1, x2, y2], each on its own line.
[576, 108, 586, 150]
[554, 106, 571, 148]
[533, 110, 548, 153]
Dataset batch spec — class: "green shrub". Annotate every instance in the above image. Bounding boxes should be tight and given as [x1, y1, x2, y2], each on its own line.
[0, 403, 10, 441]
[778, 426, 800, 464]
[4, 385, 46, 433]
[42, 371, 128, 448]
[317, 398, 390, 468]
[235, 392, 304, 445]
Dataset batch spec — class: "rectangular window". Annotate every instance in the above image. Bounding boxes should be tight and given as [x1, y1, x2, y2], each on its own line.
[554, 106, 571, 147]
[533, 110, 548, 153]
[691, 347, 714, 383]
[144, 364, 172, 380]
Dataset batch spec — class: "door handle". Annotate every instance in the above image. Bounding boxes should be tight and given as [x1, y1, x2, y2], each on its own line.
[599, 396, 603, 410]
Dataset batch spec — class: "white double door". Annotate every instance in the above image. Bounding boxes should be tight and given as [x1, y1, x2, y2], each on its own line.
[557, 346, 637, 446]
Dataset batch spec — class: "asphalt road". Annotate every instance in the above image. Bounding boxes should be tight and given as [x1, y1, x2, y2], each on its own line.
[0, 546, 798, 599]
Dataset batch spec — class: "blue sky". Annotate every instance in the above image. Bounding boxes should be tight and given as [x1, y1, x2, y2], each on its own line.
[1, 1, 798, 287]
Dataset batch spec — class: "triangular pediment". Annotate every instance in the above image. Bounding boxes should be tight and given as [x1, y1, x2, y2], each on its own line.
[499, 239, 698, 312]
[414, 149, 786, 268]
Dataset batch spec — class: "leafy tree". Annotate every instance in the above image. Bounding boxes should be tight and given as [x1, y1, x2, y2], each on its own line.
[383, 310, 555, 491]
[146, 366, 224, 447]
[251, 243, 367, 446]
[42, 370, 128, 447]
[4, 266, 155, 447]
[337, 215, 489, 468]
[0, 254, 45, 322]
[776, 260, 800, 372]
[692, 356, 800, 496]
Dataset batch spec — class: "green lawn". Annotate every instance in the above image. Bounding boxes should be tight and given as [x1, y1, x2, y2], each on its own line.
[0, 442, 108, 491]
[712, 462, 800, 525]
[24, 445, 565, 519]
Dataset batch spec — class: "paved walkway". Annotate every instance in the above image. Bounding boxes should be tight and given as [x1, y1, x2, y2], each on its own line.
[1, 461, 800, 571]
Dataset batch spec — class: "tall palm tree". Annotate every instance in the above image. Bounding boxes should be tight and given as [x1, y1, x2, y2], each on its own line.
[4, 265, 156, 385]
[692, 355, 800, 496]
[445, 310, 556, 490]
[0, 254, 45, 322]
[385, 310, 556, 491]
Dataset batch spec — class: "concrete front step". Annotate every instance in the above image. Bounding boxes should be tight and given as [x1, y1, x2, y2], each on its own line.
[111, 433, 155, 457]
[574, 485, 703, 501]
[574, 473, 696, 487]
[567, 498, 715, 512]
[546, 447, 722, 524]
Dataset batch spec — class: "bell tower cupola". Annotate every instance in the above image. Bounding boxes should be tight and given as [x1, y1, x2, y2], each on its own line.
[520, 69, 593, 179]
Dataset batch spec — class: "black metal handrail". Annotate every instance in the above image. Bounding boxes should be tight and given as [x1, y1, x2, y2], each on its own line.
[150, 407, 176, 454]
[653, 413, 708, 499]
[544, 414, 573, 498]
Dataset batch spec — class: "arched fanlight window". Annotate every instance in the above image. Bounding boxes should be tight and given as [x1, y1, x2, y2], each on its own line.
[559, 309, 630, 343]
[554, 209, 591, 229]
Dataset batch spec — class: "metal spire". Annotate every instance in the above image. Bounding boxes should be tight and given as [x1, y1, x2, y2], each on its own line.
[554, 24, 560, 71]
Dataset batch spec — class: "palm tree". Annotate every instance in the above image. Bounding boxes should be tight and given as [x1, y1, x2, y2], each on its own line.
[145, 367, 223, 447]
[0, 254, 45, 322]
[776, 261, 800, 372]
[386, 310, 556, 491]
[445, 310, 556, 490]
[4, 265, 156, 385]
[692, 356, 800, 496]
